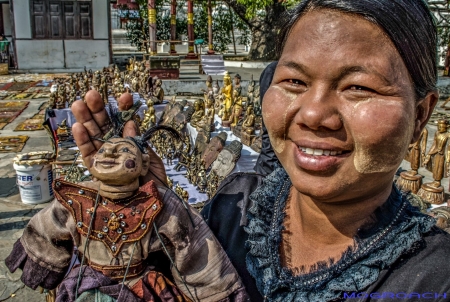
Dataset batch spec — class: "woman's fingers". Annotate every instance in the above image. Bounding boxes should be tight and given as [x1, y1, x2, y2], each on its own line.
[84, 90, 111, 135]
[123, 119, 139, 137]
[71, 122, 96, 168]
[71, 90, 111, 168]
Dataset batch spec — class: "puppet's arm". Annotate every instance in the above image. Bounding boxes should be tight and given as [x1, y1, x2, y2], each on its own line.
[5, 200, 76, 290]
[150, 187, 247, 301]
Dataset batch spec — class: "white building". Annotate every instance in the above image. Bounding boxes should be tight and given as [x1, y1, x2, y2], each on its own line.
[3, 0, 111, 71]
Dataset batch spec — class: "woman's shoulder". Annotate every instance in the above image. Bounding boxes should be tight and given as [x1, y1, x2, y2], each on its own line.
[369, 226, 450, 297]
[201, 172, 265, 226]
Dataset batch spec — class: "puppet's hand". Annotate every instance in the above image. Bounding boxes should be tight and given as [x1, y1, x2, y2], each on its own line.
[72, 90, 167, 186]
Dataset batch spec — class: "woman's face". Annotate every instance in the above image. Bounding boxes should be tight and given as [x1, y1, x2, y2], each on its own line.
[263, 9, 435, 202]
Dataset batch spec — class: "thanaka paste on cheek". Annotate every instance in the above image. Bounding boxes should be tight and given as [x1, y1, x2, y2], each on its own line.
[264, 86, 298, 154]
[351, 100, 414, 174]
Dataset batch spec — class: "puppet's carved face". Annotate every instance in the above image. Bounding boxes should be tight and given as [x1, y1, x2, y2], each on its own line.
[90, 138, 149, 186]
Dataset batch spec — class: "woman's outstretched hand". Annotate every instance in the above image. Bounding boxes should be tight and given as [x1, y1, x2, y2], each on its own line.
[71, 90, 167, 186]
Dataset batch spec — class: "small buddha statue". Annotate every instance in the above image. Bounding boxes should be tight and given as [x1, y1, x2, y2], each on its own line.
[68, 89, 77, 107]
[229, 90, 243, 128]
[189, 99, 205, 129]
[240, 106, 256, 146]
[196, 97, 215, 132]
[418, 119, 450, 204]
[197, 166, 207, 193]
[57, 119, 70, 135]
[127, 57, 135, 72]
[220, 72, 233, 126]
[181, 189, 189, 203]
[49, 92, 56, 109]
[253, 85, 262, 117]
[247, 74, 255, 105]
[205, 75, 213, 93]
[140, 102, 156, 132]
[174, 135, 192, 172]
[233, 73, 242, 97]
[151, 78, 164, 104]
[56, 119, 71, 142]
[56, 84, 67, 109]
[212, 79, 220, 99]
[131, 75, 140, 93]
[397, 128, 428, 194]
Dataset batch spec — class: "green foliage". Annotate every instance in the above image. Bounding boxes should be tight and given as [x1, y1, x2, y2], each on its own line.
[122, 0, 251, 54]
[235, 0, 272, 19]
[235, 0, 302, 18]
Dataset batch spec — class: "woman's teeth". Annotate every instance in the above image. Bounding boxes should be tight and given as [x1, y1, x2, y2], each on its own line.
[300, 147, 343, 156]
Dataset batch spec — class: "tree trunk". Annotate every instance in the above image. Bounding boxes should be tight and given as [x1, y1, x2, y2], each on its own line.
[224, 0, 287, 61]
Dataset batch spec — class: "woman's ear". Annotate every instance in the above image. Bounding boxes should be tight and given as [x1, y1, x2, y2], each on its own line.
[141, 153, 150, 176]
[412, 90, 438, 143]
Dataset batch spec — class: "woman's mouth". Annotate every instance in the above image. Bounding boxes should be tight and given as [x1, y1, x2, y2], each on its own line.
[295, 145, 351, 171]
[299, 147, 346, 156]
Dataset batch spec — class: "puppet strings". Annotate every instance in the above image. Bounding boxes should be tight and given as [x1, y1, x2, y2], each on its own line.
[75, 187, 102, 300]
[146, 168, 196, 229]
[121, 241, 138, 291]
[152, 222, 197, 302]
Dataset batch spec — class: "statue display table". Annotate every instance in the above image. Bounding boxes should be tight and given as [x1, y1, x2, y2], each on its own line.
[186, 114, 259, 174]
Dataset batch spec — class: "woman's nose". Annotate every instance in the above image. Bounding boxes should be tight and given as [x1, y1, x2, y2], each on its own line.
[293, 87, 342, 131]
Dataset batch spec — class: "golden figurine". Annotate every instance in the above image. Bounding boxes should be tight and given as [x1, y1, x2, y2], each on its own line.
[151, 78, 165, 104]
[181, 189, 189, 203]
[229, 90, 244, 128]
[140, 99, 156, 132]
[197, 166, 207, 193]
[397, 128, 428, 194]
[220, 72, 233, 126]
[68, 89, 77, 107]
[174, 135, 192, 172]
[241, 105, 256, 146]
[418, 120, 450, 204]
[189, 99, 205, 129]
[233, 74, 242, 96]
[196, 96, 215, 132]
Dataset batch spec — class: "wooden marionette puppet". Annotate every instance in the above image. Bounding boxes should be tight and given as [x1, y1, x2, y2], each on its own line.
[6, 103, 247, 301]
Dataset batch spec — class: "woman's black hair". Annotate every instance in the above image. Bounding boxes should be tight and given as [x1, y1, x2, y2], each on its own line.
[277, 0, 437, 100]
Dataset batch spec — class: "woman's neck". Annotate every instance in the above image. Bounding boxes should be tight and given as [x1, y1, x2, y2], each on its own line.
[281, 183, 393, 273]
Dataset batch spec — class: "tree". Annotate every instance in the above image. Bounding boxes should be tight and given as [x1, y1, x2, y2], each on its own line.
[222, 0, 300, 60]
[120, 0, 251, 55]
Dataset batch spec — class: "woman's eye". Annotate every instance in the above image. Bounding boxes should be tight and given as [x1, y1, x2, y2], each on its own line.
[286, 79, 305, 85]
[349, 85, 376, 93]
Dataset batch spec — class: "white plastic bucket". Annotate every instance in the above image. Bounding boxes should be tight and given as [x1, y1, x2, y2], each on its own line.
[13, 152, 54, 204]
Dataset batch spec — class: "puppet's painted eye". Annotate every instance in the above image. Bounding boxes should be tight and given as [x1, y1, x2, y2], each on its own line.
[121, 147, 129, 153]
[98, 148, 104, 153]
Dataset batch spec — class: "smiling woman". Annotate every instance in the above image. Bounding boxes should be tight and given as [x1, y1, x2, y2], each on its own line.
[202, 0, 450, 301]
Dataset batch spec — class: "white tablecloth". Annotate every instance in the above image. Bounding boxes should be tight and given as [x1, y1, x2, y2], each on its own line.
[51, 95, 259, 204]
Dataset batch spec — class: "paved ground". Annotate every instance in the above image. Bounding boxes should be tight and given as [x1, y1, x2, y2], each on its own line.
[0, 70, 450, 301]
